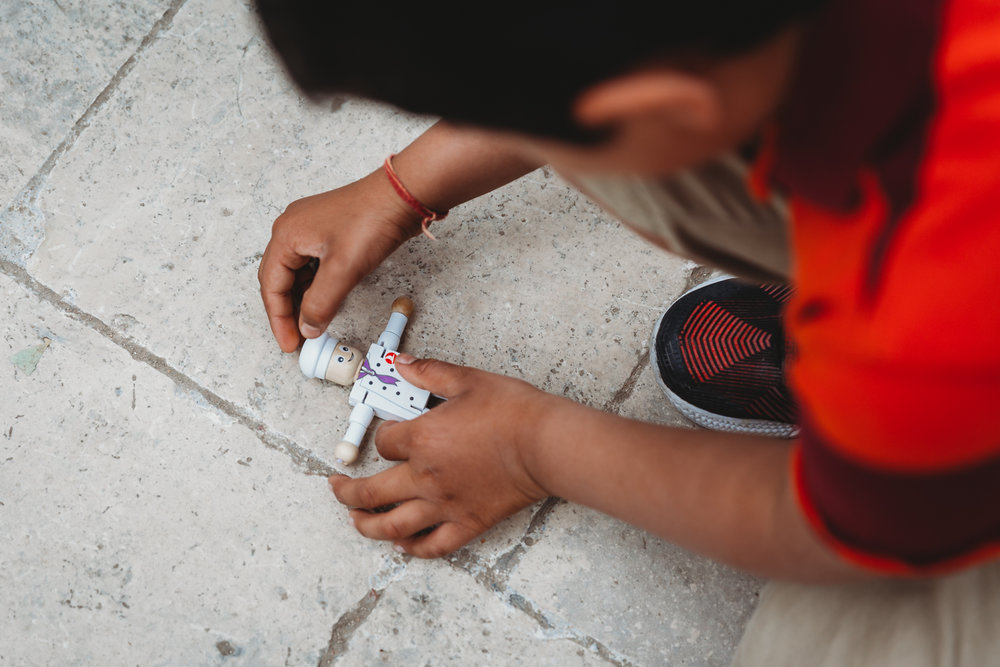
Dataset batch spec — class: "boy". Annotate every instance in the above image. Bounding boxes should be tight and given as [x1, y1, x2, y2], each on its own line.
[254, 1, 1000, 664]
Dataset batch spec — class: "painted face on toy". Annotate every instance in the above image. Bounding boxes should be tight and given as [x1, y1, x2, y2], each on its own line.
[324, 343, 363, 385]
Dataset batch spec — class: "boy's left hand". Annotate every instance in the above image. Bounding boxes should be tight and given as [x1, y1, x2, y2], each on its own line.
[329, 356, 552, 558]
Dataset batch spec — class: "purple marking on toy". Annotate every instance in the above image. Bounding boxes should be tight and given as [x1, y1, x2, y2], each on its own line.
[358, 358, 400, 385]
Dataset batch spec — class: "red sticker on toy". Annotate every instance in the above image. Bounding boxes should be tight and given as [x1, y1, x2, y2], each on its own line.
[384, 351, 397, 365]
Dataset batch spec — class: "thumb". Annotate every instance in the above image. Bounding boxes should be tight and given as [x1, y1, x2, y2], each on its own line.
[393, 354, 472, 399]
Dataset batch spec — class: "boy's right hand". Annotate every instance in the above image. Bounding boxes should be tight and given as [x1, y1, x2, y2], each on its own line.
[258, 169, 423, 352]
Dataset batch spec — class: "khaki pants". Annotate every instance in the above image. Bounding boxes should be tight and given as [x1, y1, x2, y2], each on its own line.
[572, 158, 1000, 667]
[733, 561, 1000, 667]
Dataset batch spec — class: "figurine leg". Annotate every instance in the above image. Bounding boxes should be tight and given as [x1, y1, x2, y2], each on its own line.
[337, 403, 375, 465]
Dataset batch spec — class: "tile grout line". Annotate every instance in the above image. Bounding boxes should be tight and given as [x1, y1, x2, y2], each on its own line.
[602, 263, 714, 417]
[484, 497, 562, 589]
[0, 256, 336, 477]
[315, 554, 410, 665]
[316, 589, 383, 667]
[319, 514, 635, 665]
[448, 548, 636, 667]
[1, 0, 191, 218]
[443, 500, 638, 665]
[602, 348, 650, 416]
[505, 591, 637, 667]
[442, 498, 561, 595]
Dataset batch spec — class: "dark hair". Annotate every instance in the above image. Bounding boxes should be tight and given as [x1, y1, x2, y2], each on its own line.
[255, 1, 825, 143]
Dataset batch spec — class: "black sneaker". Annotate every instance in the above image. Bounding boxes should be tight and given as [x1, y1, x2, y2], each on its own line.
[650, 276, 799, 438]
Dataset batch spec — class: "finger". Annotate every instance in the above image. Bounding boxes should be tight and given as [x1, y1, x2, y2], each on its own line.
[349, 499, 440, 542]
[259, 244, 312, 352]
[393, 356, 474, 398]
[329, 466, 415, 510]
[373, 420, 411, 461]
[297, 258, 355, 339]
[394, 522, 479, 559]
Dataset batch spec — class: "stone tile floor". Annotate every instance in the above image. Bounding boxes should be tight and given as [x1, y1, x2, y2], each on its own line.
[0, 1, 761, 664]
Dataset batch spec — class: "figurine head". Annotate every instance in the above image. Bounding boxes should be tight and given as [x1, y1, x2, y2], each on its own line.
[299, 333, 363, 386]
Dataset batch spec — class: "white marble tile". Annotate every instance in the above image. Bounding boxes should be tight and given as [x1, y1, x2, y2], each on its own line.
[0, 0, 175, 259]
[0, 271, 396, 665]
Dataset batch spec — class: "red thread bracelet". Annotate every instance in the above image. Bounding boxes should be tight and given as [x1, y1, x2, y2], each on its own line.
[384, 154, 447, 240]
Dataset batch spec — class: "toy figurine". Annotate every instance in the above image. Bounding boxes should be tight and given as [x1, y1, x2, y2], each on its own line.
[299, 296, 434, 465]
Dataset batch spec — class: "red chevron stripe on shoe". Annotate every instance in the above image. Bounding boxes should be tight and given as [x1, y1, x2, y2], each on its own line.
[650, 276, 799, 437]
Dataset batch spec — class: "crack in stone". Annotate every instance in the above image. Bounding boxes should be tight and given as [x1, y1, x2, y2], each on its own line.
[441, 507, 637, 666]
[317, 588, 384, 667]
[490, 497, 561, 584]
[441, 499, 641, 663]
[505, 591, 636, 667]
[0, 256, 335, 477]
[445, 496, 561, 595]
[602, 349, 650, 416]
[603, 263, 716, 417]
[1, 0, 192, 263]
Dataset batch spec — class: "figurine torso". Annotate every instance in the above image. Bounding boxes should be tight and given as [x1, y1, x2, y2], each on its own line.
[348, 343, 430, 421]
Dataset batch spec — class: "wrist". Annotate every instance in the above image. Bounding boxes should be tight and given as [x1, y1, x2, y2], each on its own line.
[359, 166, 427, 237]
[384, 154, 448, 240]
[510, 389, 574, 502]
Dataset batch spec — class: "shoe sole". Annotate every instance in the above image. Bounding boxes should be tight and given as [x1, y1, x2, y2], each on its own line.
[649, 275, 800, 439]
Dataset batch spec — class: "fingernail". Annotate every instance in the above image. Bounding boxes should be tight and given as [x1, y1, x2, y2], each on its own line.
[395, 353, 416, 365]
[301, 323, 322, 338]
[393, 544, 406, 554]
[347, 515, 355, 528]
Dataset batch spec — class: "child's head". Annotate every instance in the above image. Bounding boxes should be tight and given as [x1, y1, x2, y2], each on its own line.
[256, 1, 823, 173]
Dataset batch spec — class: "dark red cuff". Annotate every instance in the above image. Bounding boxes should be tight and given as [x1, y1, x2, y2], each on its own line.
[793, 413, 1000, 574]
